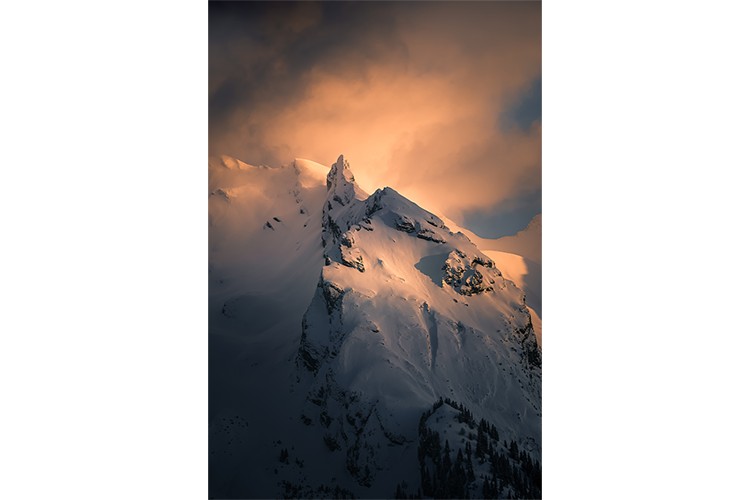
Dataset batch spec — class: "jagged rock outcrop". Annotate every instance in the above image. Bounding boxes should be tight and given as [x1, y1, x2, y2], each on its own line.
[441, 250, 499, 296]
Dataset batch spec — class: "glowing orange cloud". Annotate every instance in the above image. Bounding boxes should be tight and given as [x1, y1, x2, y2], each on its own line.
[210, 1, 540, 223]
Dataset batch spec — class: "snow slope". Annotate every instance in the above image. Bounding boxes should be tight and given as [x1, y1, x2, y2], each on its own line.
[209, 156, 331, 497]
[209, 155, 541, 498]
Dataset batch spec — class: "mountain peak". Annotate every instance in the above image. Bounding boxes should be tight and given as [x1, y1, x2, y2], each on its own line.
[326, 154, 367, 209]
[326, 154, 354, 189]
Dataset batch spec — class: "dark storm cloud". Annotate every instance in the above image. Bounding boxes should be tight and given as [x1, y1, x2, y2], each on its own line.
[209, 1, 541, 225]
[209, 1, 406, 162]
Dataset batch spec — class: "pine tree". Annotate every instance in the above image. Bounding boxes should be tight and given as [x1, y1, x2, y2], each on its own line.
[482, 477, 493, 498]
[509, 440, 519, 460]
[443, 440, 452, 474]
[394, 482, 405, 499]
[421, 463, 431, 496]
[489, 424, 499, 441]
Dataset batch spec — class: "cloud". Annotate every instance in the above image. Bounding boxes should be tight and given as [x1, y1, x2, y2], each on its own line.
[209, 1, 540, 222]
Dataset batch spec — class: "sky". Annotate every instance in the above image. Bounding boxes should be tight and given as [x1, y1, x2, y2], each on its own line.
[209, 1, 541, 238]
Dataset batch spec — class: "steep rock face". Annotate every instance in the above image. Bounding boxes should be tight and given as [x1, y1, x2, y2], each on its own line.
[326, 154, 358, 205]
[295, 156, 541, 494]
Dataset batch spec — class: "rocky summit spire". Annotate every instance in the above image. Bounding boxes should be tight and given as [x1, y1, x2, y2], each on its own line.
[326, 154, 357, 207]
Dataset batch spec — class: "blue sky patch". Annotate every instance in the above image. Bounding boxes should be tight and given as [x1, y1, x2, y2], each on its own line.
[462, 189, 540, 239]
[499, 77, 541, 132]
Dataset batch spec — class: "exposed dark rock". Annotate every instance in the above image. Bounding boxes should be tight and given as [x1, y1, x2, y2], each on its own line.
[461, 268, 493, 296]
[321, 279, 345, 315]
[423, 214, 447, 229]
[394, 214, 416, 233]
[515, 316, 541, 370]
[341, 251, 365, 273]
[416, 228, 446, 244]
[365, 190, 385, 217]
[441, 250, 495, 296]
[341, 232, 355, 248]
[299, 336, 321, 373]
[211, 188, 231, 201]
[471, 255, 494, 268]
[325, 215, 343, 239]
[221, 302, 233, 318]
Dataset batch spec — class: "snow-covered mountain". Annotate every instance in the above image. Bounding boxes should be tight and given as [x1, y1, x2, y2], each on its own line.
[209, 155, 541, 499]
